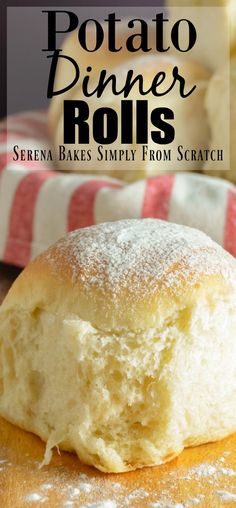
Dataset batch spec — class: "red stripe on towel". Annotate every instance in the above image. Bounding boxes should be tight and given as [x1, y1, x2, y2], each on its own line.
[68, 180, 121, 230]
[3, 170, 54, 266]
[142, 175, 175, 220]
[0, 153, 13, 172]
[224, 188, 236, 256]
[0, 153, 52, 172]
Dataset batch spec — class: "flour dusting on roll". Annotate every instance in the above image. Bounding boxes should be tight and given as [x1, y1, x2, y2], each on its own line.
[0, 219, 236, 472]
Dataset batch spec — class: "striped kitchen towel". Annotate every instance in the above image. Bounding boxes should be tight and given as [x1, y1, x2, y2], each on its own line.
[0, 110, 235, 268]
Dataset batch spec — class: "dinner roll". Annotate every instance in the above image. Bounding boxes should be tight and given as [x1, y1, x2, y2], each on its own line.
[49, 19, 211, 182]
[0, 219, 236, 473]
[48, 21, 158, 139]
[166, 0, 236, 71]
[51, 50, 210, 182]
[203, 56, 236, 183]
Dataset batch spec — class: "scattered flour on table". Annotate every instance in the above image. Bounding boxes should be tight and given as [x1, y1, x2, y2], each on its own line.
[81, 501, 117, 508]
[125, 488, 149, 500]
[68, 483, 93, 496]
[149, 503, 185, 507]
[186, 497, 205, 505]
[148, 498, 205, 508]
[182, 463, 236, 480]
[0, 459, 8, 464]
[111, 483, 123, 492]
[40, 483, 53, 491]
[1, 447, 236, 507]
[216, 490, 236, 501]
[24, 493, 48, 503]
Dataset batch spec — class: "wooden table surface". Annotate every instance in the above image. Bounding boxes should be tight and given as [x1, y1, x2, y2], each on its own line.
[0, 263, 236, 508]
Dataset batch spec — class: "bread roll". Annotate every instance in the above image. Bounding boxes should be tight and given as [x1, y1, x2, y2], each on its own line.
[48, 22, 157, 141]
[0, 218, 236, 473]
[203, 56, 236, 183]
[166, 0, 236, 71]
[50, 39, 210, 181]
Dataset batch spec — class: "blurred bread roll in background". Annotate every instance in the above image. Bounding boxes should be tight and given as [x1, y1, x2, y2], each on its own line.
[166, 0, 236, 71]
[203, 56, 236, 183]
[49, 23, 210, 182]
[48, 22, 158, 141]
